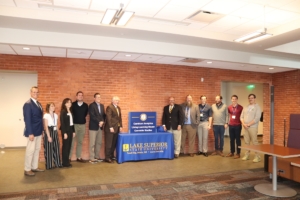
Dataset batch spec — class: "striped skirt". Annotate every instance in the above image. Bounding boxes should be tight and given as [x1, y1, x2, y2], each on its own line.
[44, 127, 62, 169]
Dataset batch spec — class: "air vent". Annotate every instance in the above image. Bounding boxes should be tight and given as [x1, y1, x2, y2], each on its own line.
[187, 10, 223, 23]
[180, 58, 203, 63]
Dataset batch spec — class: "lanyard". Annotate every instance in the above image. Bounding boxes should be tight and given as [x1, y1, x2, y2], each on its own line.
[232, 105, 238, 115]
[200, 104, 206, 113]
[51, 114, 56, 126]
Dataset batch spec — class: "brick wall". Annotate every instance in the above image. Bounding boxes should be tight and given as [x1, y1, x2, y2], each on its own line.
[0, 54, 273, 161]
[272, 70, 300, 146]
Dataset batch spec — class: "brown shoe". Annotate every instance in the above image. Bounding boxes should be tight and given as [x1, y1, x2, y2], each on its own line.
[211, 151, 218, 156]
[24, 170, 35, 176]
[226, 153, 234, 157]
[218, 151, 225, 157]
[189, 153, 194, 157]
[174, 154, 179, 158]
[77, 158, 88, 163]
[31, 168, 44, 172]
[234, 154, 240, 159]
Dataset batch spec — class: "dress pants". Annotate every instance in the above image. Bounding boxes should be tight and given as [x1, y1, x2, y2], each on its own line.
[89, 128, 103, 160]
[70, 124, 86, 159]
[197, 121, 209, 153]
[213, 125, 225, 151]
[243, 127, 259, 155]
[181, 124, 196, 154]
[105, 128, 119, 160]
[62, 130, 73, 167]
[24, 135, 42, 171]
[44, 127, 62, 169]
[229, 125, 242, 155]
[167, 128, 181, 155]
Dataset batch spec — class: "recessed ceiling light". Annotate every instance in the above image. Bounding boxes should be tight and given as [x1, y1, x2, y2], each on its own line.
[23, 47, 30, 50]
[207, 61, 212, 64]
[125, 54, 131, 57]
[269, 67, 274, 70]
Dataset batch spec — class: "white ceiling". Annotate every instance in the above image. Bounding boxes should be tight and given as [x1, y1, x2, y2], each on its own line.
[0, 0, 300, 73]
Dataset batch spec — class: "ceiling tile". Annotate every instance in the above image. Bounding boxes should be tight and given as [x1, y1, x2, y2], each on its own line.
[154, 56, 184, 64]
[230, 3, 274, 19]
[10, 45, 42, 56]
[53, 0, 91, 9]
[14, 0, 39, 8]
[0, 44, 16, 54]
[201, 25, 231, 33]
[90, 0, 130, 11]
[264, 8, 300, 24]
[0, 0, 16, 7]
[169, 0, 212, 8]
[112, 52, 141, 61]
[154, 4, 199, 21]
[210, 16, 250, 28]
[67, 49, 92, 59]
[126, 0, 169, 18]
[40, 47, 66, 57]
[282, 0, 300, 14]
[241, 0, 294, 8]
[90, 51, 118, 60]
[201, 0, 247, 15]
[132, 54, 163, 63]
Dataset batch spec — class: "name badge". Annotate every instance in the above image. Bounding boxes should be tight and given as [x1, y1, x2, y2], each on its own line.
[232, 115, 236, 119]
[54, 127, 57, 131]
[200, 113, 203, 117]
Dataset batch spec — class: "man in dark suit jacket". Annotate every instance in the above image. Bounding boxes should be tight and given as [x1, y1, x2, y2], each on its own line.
[88, 93, 106, 164]
[23, 86, 44, 176]
[181, 95, 200, 157]
[104, 96, 122, 163]
[162, 97, 184, 158]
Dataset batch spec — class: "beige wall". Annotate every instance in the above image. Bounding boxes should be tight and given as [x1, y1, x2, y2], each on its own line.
[221, 82, 264, 135]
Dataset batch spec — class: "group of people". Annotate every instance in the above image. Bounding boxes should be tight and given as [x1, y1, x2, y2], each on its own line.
[23, 86, 122, 176]
[162, 94, 262, 162]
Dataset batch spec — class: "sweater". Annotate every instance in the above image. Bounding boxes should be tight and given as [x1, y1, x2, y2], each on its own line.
[72, 101, 88, 124]
[212, 103, 229, 125]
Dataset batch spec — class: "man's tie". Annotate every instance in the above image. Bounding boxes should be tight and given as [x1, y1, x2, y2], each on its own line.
[36, 101, 42, 111]
[169, 106, 173, 113]
[185, 107, 189, 123]
[116, 107, 119, 116]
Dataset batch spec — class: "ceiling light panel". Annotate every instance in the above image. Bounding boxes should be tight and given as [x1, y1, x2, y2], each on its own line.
[155, 4, 199, 21]
[263, 9, 300, 24]
[0, 44, 16, 55]
[10, 45, 41, 56]
[125, 0, 169, 18]
[133, 55, 163, 63]
[201, 0, 247, 15]
[14, 0, 39, 8]
[90, 51, 118, 60]
[67, 49, 92, 59]
[230, 3, 274, 19]
[90, 0, 130, 11]
[53, 0, 90, 9]
[40, 47, 66, 57]
[0, 0, 16, 7]
[112, 53, 141, 61]
[116, 11, 134, 26]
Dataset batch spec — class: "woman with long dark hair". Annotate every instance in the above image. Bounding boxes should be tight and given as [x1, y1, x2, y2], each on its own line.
[60, 98, 75, 167]
[43, 102, 62, 169]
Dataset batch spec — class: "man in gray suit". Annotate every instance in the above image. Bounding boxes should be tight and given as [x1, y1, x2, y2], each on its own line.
[181, 95, 200, 157]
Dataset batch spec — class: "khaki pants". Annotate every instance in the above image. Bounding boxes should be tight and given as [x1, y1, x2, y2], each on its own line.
[181, 125, 196, 154]
[70, 124, 86, 159]
[197, 121, 209, 153]
[24, 135, 41, 171]
[89, 128, 102, 160]
[243, 127, 259, 155]
[167, 128, 181, 155]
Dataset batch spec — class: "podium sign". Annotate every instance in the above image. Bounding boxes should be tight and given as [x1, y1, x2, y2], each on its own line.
[128, 112, 156, 133]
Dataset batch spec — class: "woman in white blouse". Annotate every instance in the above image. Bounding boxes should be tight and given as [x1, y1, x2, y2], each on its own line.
[60, 98, 75, 167]
[43, 102, 62, 169]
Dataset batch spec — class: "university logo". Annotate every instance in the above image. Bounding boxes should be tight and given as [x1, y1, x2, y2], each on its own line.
[140, 113, 147, 121]
[123, 144, 129, 152]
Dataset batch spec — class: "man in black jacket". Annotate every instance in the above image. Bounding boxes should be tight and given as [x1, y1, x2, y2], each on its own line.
[69, 91, 89, 163]
[162, 97, 184, 158]
[88, 93, 106, 164]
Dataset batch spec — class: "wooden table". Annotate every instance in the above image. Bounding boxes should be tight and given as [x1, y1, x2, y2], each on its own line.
[239, 144, 300, 197]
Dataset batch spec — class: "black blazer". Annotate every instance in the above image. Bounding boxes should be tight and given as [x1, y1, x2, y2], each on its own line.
[162, 104, 184, 130]
[60, 110, 75, 133]
[89, 102, 106, 130]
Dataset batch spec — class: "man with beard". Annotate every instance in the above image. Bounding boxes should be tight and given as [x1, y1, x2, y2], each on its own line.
[211, 95, 228, 157]
[180, 95, 200, 157]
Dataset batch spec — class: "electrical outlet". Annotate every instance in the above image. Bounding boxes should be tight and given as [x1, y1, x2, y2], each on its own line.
[278, 169, 285, 174]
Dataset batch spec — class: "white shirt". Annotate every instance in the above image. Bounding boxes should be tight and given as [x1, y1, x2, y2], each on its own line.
[43, 113, 58, 130]
[67, 113, 74, 126]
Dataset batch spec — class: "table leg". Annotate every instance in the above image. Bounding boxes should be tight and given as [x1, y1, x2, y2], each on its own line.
[272, 156, 277, 190]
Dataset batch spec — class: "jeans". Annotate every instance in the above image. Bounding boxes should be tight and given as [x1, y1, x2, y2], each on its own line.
[213, 125, 225, 151]
[229, 125, 242, 154]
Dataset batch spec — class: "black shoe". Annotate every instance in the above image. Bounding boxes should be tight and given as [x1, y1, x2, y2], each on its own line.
[203, 153, 208, 157]
[63, 164, 72, 168]
[197, 151, 203, 155]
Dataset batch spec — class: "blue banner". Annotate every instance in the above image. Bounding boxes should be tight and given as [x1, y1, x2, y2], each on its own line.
[117, 132, 174, 163]
[128, 112, 156, 133]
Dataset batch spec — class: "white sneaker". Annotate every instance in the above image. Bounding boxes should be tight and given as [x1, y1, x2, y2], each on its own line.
[241, 154, 249, 161]
[253, 156, 261, 163]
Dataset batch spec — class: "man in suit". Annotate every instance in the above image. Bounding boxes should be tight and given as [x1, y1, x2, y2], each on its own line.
[104, 96, 122, 163]
[181, 95, 200, 157]
[88, 93, 106, 164]
[23, 86, 44, 176]
[162, 97, 184, 158]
